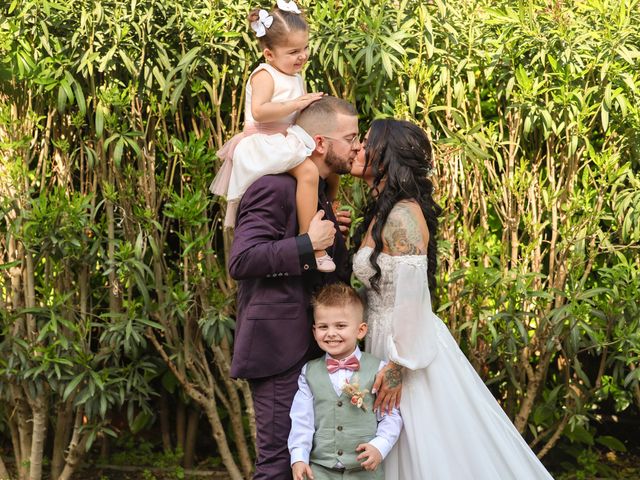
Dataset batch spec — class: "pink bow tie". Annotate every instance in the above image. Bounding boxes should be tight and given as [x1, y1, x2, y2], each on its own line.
[326, 355, 360, 374]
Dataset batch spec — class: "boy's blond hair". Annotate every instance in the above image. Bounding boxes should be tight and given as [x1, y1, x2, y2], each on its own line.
[311, 283, 364, 319]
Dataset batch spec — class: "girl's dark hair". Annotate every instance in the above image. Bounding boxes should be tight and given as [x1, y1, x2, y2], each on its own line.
[248, 4, 309, 49]
[355, 119, 442, 292]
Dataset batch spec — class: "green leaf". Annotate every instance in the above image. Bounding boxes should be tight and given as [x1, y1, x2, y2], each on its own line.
[0, 260, 21, 270]
[130, 411, 151, 434]
[601, 104, 609, 132]
[178, 46, 201, 69]
[597, 436, 627, 452]
[95, 104, 104, 138]
[408, 78, 417, 114]
[72, 81, 86, 116]
[57, 85, 67, 113]
[113, 137, 125, 168]
[63, 372, 86, 401]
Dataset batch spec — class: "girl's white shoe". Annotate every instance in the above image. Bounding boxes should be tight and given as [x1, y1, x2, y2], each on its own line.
[315, 254, 336, 273]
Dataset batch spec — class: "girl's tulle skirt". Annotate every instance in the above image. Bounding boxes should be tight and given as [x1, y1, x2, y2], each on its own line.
[209, 122, 289, 197]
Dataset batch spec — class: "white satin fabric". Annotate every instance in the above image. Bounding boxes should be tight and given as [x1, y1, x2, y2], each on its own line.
[353, 247, 554, 480]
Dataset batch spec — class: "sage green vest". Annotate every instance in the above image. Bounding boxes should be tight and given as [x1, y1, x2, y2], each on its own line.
[306, 352, 379, 470]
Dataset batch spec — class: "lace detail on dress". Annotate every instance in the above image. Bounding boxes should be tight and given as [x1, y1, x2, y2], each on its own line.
[352, 251, 554, 479]
[353, 247, 429, 349]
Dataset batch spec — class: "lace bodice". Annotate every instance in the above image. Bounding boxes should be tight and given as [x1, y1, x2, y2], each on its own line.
[353, 247, 429, 352]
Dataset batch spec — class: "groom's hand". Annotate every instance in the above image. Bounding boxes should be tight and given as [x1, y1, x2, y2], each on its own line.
[292, 461, 314, 480]
[308, 210, 336, 251]
[356, 443, 382, 471]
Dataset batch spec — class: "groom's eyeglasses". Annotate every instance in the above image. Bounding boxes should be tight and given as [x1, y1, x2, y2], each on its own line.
[322, 134, 361, 148]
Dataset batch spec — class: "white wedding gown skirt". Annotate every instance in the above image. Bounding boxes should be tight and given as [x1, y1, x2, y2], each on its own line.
[353, 247, 554, 480]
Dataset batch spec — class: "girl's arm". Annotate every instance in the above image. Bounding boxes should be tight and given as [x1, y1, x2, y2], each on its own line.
[251, 70, 323, 122]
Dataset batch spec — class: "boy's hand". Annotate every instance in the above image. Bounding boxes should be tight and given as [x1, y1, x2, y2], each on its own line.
[355, 443, 382, 471]
[292, 461, 314, 480]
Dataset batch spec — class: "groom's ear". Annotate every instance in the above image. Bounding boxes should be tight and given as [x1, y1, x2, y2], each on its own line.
[313, 135, 328, 155]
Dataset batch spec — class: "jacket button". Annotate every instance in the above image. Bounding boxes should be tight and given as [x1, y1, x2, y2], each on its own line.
[337, 401, 343, 407]
[337, 425, 343, 431]
[337, 449, 343, 456]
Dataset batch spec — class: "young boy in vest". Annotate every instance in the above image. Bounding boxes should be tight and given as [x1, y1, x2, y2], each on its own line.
[288, 283, 403, 479]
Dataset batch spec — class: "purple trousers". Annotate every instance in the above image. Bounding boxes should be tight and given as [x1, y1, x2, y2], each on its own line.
[249, 360, 306, 480]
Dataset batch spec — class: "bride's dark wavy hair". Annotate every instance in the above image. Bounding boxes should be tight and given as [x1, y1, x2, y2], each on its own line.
[355, 119, 442, 292]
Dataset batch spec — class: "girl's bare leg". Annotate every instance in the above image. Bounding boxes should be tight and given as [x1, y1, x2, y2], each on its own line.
[289, 159, 336, 272]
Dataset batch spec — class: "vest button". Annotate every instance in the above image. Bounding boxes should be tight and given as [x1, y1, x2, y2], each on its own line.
[337, 401, 343, 407]
[337, 425, 343, 431]
[337, 449, 343, 456]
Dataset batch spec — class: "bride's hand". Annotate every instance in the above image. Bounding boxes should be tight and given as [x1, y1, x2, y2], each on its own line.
[372, 362, 403, 415]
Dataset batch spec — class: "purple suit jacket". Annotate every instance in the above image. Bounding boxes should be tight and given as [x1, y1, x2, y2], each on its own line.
[228, 174, 350, 379]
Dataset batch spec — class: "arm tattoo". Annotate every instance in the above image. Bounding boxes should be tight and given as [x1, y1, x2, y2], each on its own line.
[383, 203, 427, 255]
[384, 364, 403, 388]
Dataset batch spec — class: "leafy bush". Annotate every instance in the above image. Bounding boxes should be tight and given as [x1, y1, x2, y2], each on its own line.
[1, 0, 639, 479]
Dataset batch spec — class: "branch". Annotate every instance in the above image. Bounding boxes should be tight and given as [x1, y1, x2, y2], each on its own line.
[146, 327, 209, 407]
[536, 413, 570, 459]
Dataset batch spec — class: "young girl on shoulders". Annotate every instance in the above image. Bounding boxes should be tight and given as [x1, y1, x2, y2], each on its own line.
[211, 0, 336, 272]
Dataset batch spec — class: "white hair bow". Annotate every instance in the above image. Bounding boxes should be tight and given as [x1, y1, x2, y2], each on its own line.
[277, 0, 301, 14]
[251, 9, 273, 38]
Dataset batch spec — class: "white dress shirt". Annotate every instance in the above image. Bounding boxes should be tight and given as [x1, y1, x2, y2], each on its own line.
[288, 346, 403, 466]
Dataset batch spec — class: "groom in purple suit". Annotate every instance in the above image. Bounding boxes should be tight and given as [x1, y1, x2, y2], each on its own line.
[228, 97, 359, 480]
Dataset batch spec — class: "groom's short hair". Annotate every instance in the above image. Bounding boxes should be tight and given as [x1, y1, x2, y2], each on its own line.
[311, 283, 365, 320]
[296, 96, 357, 137]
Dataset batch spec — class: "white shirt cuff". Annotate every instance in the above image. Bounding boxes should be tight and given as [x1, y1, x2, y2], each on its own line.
[368, 436, 392, 460]
[290, 447, 310, 466]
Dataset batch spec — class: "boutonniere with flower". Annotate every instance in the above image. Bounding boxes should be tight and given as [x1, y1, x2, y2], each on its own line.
[341, 376, 369, 411]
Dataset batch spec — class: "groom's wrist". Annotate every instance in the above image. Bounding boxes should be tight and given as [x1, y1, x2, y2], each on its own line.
[296, 234, 317, 273]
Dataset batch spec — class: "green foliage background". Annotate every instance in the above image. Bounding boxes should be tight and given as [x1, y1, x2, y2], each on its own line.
[1, 0, 639, 478]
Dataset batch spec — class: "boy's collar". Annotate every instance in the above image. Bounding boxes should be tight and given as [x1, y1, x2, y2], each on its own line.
[324, 345, 361, 362]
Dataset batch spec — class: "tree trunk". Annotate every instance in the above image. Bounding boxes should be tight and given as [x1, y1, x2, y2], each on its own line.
[176, 398, 186, 454]
[0, 455, 11, 480]
[11, 386, 32, 480]
[28, 394, 48, 480]
[50, 401, 74, 480]
[56, 410, 88, 480]
[159, 392, 172, 453]
[203, 405, 244, 480]
[184, 407, 200, 469]
[99, 436, 110, 463]
[56, 437, 87, 480]
[211, 346, 253, 477]
[8, 415, 22, 480]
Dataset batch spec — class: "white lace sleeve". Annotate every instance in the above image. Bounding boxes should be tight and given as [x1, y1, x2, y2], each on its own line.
[385, 260, 439, 370]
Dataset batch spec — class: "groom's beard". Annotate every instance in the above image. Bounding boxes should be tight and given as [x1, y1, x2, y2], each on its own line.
[324, 144, 353, 175]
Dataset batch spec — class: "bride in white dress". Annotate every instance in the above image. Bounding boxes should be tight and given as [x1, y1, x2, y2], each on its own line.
[351, 119, 554, 479]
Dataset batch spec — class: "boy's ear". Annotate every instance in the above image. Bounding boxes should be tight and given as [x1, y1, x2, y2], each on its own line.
[357, 322, 368, 340]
